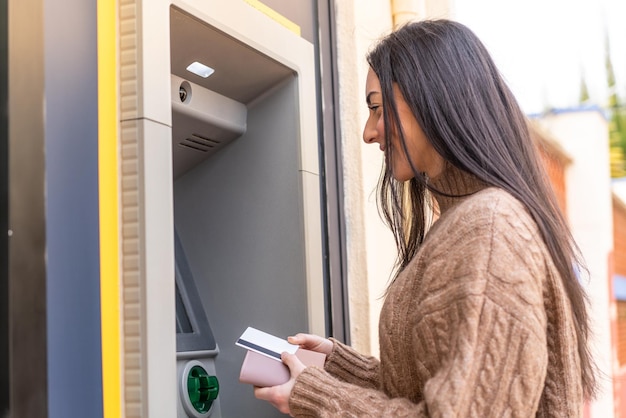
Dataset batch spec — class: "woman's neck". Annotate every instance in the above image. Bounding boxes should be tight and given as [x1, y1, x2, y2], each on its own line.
[428, 163, 488, 215]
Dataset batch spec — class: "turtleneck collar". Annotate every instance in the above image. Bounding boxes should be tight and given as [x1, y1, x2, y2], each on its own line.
[428, 163, 489, 215]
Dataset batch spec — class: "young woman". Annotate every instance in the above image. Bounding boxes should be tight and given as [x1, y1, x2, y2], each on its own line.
[255, 19, 597, 417]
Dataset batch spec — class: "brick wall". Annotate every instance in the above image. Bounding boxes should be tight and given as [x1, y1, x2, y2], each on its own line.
[540, 146, 568, 214]
[531, 123, 570, 215]
[614, 196, 626, 368]
[614, 196, 626, 277]
[613, 195, 626, 417]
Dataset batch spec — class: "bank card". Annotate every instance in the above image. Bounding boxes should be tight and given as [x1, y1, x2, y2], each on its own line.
[235, 326, 298, 361]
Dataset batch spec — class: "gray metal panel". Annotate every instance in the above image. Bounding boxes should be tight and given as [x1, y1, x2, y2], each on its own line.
[170, 74, 248, 178]
[316, 0, 350, 344]
[174, 77, 307, 417]
[260, 0, 350, 343]
[170, 6, 294, 105]
[43, 0, 103, 416]
[251, 0, 350, 343]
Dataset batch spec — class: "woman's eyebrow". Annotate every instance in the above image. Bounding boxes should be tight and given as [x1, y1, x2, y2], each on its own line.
[366, 91, 380, 105]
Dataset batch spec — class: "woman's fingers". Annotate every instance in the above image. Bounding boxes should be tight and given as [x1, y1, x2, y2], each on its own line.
[253, 354, 302, 415]
[287, 333, 333, 355]
[254, 385, 292, 414]
[281, 352, 305, 376]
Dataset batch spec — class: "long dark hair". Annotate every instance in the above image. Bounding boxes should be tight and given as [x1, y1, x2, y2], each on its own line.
[366, 19, 597, 399]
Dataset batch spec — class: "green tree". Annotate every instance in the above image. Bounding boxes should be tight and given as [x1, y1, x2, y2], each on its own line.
[579, 72, 590, 104]
[604, 33, 626, 178]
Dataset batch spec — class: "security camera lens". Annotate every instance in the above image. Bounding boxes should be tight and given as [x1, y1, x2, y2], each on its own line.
[179, 86, 188, 102]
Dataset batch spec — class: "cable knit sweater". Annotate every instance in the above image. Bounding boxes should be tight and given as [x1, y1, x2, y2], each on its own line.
[289, 166, 582, 417]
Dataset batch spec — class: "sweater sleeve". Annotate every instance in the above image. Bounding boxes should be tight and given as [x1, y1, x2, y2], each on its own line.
[289, 367, 427, 417]
[322, 338, 380, 389]
[288, 192, 552, 417]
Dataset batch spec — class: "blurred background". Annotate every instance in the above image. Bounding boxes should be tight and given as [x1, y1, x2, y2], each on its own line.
[455, 0, 626, 178]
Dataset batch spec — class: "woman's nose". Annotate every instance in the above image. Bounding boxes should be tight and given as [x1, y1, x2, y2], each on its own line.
[363, 122, 378, 145]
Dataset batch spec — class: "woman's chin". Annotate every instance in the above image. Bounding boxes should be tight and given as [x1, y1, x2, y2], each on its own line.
[392, 173, 413, 182]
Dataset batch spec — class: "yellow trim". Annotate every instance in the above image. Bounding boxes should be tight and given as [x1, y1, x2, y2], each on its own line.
[243, 0, 301, 36]
[97, 0, 121, 416]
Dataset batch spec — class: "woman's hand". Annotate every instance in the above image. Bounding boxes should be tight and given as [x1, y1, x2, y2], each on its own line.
[254, 334, 331, 415]
[254, 352, 305, 415]
[287, 333, 333, 355]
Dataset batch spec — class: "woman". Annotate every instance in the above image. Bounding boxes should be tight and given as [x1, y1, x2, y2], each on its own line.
[255, 19, 597, 416]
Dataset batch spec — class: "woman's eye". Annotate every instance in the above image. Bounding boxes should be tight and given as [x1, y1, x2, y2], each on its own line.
[368, 105, 381, 112]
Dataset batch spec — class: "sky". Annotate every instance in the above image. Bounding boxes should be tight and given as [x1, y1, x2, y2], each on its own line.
[453, 0, 626, 115]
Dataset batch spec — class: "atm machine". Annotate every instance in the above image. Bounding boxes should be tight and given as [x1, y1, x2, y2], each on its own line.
[167, 3, 325, 417]
[175, 229, 221, 417]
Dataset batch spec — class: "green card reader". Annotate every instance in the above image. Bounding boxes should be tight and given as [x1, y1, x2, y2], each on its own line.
[175, 230, 221, 418]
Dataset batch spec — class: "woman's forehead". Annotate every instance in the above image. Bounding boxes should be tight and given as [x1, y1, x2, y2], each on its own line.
[365, 69, 381, 98]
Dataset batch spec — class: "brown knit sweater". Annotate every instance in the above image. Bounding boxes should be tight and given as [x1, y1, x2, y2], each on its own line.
[289, 166, 583, 417]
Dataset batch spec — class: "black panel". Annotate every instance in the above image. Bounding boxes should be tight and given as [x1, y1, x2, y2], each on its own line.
[0, 0, 8, 414]
[8, 0, 47, 416]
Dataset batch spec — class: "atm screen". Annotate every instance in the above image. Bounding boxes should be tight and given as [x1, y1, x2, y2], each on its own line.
[174, 229, 217, 353]
[176, 283, 193, 334]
